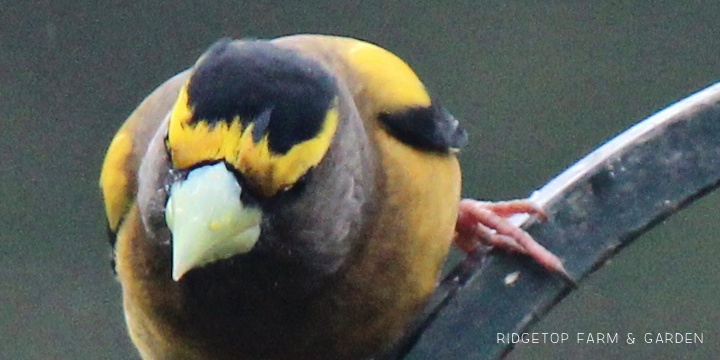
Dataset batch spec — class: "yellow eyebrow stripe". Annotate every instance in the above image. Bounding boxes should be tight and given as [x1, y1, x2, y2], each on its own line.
[167, 84, 340, 197]
[167, 83, 245, 169]
[236, 104, 339, 197]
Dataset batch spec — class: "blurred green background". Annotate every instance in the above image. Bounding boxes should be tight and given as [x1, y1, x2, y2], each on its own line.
[1, 1, 719, 359]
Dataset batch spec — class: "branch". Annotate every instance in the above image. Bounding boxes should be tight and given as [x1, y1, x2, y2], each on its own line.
[381, 82, 720, 360]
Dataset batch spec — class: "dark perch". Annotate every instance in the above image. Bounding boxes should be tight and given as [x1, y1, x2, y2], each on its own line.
[378, 82, 720, 360]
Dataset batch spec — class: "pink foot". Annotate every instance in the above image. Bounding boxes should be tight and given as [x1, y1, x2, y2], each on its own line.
[454, 198, 567, 275]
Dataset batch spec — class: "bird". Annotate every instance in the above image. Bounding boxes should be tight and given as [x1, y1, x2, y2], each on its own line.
[100, 34, 564, 360]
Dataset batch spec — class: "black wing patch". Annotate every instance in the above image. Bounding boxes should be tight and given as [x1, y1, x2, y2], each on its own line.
[379, 103, 468, 153]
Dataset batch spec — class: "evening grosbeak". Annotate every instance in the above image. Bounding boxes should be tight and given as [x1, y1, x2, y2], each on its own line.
[100, 35, 563, 360]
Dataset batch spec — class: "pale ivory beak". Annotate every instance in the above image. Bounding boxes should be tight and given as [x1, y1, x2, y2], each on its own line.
[165, 162, 262, 281]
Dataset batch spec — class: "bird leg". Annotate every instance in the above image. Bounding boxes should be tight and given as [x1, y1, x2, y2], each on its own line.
[454, 198, 567, 275]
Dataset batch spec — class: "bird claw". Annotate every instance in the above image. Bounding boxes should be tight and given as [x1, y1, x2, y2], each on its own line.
[453, 198, 567, 276]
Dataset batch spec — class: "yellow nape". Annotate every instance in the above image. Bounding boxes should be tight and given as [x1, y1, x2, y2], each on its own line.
[167, 84, 340, 197]
[345, 40, 431, 111]
[100, 130, 133, 231]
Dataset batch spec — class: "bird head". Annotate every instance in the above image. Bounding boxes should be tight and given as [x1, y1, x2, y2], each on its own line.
[161, 40, 344, 281]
